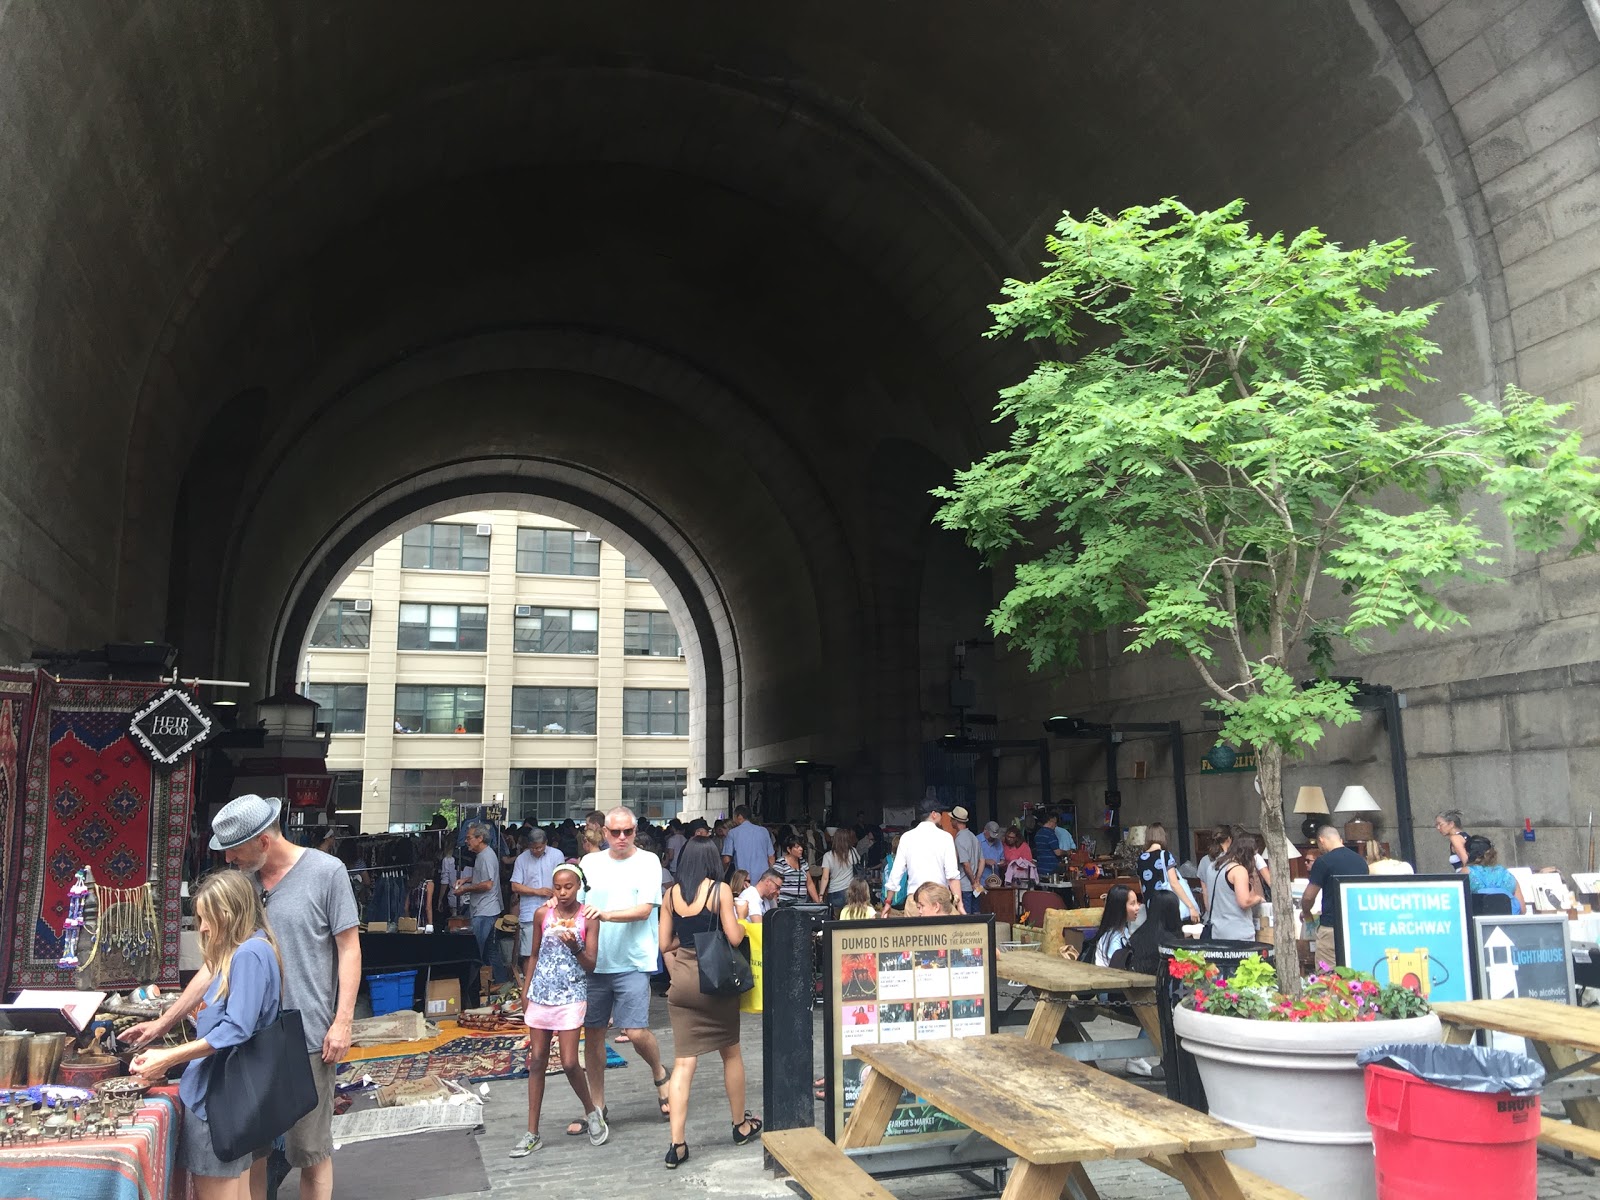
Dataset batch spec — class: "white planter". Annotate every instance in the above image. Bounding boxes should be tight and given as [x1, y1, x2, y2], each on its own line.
[1172, 1002, 1442, 1200]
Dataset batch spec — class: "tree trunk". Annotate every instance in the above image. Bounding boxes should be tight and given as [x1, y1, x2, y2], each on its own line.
[1255, 742, 1302, 996]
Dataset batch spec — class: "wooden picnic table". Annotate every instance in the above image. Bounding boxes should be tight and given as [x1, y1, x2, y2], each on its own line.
[998, 949, 1163, 1050]
[1434, 997, 1600, 1158]
[840, 1034, 1269, 1200]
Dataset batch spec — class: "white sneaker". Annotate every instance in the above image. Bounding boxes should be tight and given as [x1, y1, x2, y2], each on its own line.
[1126, 1057, 1163, 1078]
[509, 1131, 542, 1158]
[587, 1108, 610, 1147]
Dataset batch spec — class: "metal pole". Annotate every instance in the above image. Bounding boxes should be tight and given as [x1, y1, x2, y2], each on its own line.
[762, 906, 816, 1138]
[1037, 738, 1051, 816]
[987, 751, 1001, 825]
[1384, 691, 1417, 865]
[1170, 721, 1191, 866]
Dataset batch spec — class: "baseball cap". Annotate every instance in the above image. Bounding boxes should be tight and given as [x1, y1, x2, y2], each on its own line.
[210, 794, 283, 851]
[984, 821, 1001, 838]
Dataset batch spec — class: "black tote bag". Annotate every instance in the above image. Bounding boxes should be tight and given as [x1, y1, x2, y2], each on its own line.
[207, 1008, 319, 1162]
[693, 885, 755, 996]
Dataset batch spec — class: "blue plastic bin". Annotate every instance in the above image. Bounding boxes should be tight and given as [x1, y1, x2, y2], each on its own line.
[366, 970, 417, 1016]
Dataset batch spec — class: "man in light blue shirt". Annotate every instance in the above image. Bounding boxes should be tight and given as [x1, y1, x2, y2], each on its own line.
[580, 806, 670, 1118]
[720, 805, 775, 879]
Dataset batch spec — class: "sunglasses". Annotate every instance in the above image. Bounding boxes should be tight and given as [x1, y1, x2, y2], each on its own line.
[607, 826, 636, 837]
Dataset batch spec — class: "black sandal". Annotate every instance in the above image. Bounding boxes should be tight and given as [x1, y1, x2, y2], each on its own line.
[654, 1066, 673, 1119]
[566, 1106, 606, 1135]
[733, 1113, 763, 1145]
[664, 1141, 689, 1169]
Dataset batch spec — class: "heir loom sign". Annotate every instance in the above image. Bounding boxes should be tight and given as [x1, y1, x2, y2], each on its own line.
[823, 915, 995, 1143]
[1333, 875, 1475, 1002]
[129, 688, 213, 766]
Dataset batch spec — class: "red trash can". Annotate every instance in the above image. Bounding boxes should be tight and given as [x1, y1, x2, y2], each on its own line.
[1364, 1061, 1540, 1199]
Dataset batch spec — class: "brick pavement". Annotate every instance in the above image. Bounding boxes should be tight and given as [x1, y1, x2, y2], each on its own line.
[288, 1000, 1600, 1198]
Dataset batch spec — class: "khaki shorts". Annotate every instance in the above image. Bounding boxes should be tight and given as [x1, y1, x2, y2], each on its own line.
[255, 1053, 337, 1168]
[1314, 925, 1337, 970]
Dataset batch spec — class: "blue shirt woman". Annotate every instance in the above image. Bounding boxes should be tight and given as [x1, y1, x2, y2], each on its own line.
[179, 932, 281, 1119]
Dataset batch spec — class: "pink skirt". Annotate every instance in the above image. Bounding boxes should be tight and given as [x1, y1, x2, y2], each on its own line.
[526, 1001, 587, 1031]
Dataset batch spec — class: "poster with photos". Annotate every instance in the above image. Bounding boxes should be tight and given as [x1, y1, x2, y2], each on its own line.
[824, 914, 996, 1143]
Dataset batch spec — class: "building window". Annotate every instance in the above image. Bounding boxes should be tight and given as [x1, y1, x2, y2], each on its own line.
[391, 768, 481, 827]
[398, 603, 488, 651]
[401, 522, 490, 571]
[305, 683, 368, 734]
[511, 687, 598, 735]
[394, 685, 485, 734]
[511, 768, 597, 823]
[623, 688, 689, 736]
[516, 528, 601, 576]
[514, 607, 599, 654]
[623, 610, 681, 657]
[310, 600, 370, 648]
[621, 768, 687, 820]
[331, 770, 364, 834]
[624, 558, 647, 579]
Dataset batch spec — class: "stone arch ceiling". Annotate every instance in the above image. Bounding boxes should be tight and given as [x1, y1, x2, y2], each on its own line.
[1, 1, 1597, 796]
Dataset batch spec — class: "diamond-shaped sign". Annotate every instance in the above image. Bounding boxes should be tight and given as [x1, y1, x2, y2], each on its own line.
[129, 688, 213, 765]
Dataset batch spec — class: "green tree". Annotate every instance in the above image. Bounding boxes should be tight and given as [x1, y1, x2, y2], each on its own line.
[935, 199, 1600, 994]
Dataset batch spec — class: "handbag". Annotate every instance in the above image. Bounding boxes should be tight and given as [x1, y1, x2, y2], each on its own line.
[693, 884, 755, 996]
[207, 1008, 319, 1161]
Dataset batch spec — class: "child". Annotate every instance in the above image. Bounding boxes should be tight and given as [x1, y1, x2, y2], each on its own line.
[511, 862, 607, 1157]
[839, 879, 874, 921]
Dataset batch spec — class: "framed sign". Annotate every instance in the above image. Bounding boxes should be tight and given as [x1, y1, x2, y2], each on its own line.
[1475, 913, 1574, 1004]
[1333, 874, 1475, 1002]
[823, 915, 995, 1143]
[128, 688, 213, 765]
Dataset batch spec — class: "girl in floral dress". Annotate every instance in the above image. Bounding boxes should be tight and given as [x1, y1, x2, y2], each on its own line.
[510, 862, 607, 1157]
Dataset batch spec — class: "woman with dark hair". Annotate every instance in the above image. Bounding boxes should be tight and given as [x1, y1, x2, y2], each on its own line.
[1435, 809, 1470, 872]
[773, 832, 821, 906]
[1137, 823, 1199, 923]
[660, 837, 760, 1168]
[1092, 885, 1142, 969]
[1122, 890, 1181, 1078]
[1209, 835, 1264, 941]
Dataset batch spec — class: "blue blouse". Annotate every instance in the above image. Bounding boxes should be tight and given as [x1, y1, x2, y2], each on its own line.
[1469, 864, 1523, 913]
[179, 934, 281, 1119]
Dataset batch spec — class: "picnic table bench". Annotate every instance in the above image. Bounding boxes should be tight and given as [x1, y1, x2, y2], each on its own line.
[997, 949, 1162, 1058]
[1435, 997, 1600, 1162]
[828, 1033, 1273, 1199]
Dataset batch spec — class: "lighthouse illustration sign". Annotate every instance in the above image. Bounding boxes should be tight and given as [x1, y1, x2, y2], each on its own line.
[1473, 914, 1574, 1005]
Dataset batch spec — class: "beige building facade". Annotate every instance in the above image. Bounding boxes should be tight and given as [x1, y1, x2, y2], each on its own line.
[301, 509, 691, 832]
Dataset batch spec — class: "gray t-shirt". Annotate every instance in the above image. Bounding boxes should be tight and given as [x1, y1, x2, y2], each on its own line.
[468, 846, 502, 918]
[262, 847, 360, 1052]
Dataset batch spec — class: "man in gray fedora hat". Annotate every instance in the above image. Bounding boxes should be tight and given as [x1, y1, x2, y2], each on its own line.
[132, 794, 359, 1200]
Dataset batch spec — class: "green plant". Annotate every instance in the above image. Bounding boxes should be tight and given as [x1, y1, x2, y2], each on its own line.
[1169, 949, 1429, 1023]
[434, 796, 459, 829]
[935, 199, 1600, 994]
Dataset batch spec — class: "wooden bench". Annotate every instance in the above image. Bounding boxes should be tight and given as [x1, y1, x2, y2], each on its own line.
[762, 1126, 898, 1200]
[1149, 1154, 1307, 1198]
[1540, 1117, 1600, 1160]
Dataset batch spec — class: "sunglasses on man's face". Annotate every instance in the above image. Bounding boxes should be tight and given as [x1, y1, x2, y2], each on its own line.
[607, 826, 636, 837]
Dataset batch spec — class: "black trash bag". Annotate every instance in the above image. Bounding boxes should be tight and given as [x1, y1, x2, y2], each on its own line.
[1357, 1042, 1544, 1096]
[1157, 939, 1272, 1110]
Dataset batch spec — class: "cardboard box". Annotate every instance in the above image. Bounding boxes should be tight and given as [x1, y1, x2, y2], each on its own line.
[396, 917, 418, 933]
[425, 979, 461, 1019]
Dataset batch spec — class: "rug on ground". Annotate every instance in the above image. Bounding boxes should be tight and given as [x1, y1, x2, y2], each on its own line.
[341, 1036, 627, 1086]
[5, 675, 195, 993]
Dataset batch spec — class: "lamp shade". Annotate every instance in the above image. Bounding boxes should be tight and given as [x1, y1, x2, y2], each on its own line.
[1293, 786, 1329, 814]
[1335, 785, 1381, 813]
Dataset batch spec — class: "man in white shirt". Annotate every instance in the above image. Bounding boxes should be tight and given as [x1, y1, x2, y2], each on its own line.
[882, 798, 965, 916]
[580, 806, 671, 1119]
[737, 871, 782, 922]
[509, 827, 564, 966]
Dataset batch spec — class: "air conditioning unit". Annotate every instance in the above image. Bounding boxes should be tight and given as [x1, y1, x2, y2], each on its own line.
[515, 605, 533, 618]
[677, 653, 687, 661]
[353, 599, 373, 613]
[474, 522, 493, 537]
[575, 532, 600, 542]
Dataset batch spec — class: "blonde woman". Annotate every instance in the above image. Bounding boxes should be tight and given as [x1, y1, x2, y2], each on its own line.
[131, 871, 283, 1200]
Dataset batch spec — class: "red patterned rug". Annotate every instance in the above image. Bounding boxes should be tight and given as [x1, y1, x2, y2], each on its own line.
[6, 677, 195, 992]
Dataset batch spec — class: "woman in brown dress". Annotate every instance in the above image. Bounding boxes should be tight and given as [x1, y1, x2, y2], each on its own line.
[659, 836, 761, 1168]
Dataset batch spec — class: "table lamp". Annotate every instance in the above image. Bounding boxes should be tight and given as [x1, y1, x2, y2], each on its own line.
[1293, 786, 1330, 841]
[1335, 784, 1381, 843]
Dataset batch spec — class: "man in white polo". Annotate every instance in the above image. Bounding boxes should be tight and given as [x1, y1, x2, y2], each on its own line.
[881, 797, 966, 916]
[509, 826, 565, 971]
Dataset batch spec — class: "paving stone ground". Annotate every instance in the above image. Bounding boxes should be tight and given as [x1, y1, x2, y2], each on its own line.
[285, 998, 1600, 1199]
